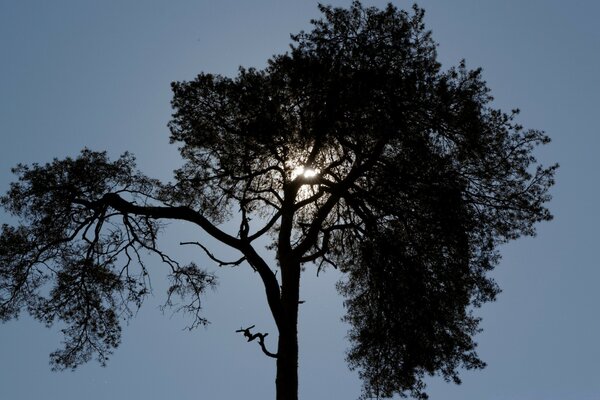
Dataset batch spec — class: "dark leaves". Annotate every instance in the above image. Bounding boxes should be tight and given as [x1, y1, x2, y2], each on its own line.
[0, 150, 215, 369]
[40, 260, 123, 370]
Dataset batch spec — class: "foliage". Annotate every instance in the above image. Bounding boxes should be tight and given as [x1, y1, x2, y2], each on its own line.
[0, 151, 216, 369]
[0, 2, 555, 399]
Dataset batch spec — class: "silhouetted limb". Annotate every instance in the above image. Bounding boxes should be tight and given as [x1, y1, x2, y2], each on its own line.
[180, 241, 246, 267]
[236, 325, 278, 358]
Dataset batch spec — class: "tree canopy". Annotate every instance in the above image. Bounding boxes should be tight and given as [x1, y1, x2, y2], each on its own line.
[0, 2, 555, 399]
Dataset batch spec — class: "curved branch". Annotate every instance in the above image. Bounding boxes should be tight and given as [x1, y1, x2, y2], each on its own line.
[74, 193, 242, 250]
[180, 241, 246, 267]
[248, 210, 282, 242]
[236, 325, 278, 359]
[241, 244, 283, 331]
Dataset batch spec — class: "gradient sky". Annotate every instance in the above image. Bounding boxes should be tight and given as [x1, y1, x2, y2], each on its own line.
[1, 1, 599, 399]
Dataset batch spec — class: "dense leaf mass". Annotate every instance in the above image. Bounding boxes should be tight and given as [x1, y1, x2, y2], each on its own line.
[167, 3, 555, 398]
[1, 2, 554, 398]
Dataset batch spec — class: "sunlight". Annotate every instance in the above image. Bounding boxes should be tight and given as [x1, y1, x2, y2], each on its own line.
[292, 166, 319, 179]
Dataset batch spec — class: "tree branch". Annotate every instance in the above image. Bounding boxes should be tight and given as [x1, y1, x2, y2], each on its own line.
[180, 241, 246, 267]
[74, 193, 242, 250]
[248, 210, 282, 242]
[77, 193, 286, 331]
[236, 325, 278, 359]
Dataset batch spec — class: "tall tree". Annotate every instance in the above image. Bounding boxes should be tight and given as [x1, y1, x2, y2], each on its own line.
[0, 2, 555, 399]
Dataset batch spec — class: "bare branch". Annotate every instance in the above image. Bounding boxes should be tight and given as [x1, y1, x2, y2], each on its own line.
[235, 325, 278, 359]
[180, 241, 246, 267]
[248, 210, 281, 242]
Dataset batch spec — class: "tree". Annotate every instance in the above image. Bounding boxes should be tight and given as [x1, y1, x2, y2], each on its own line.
[0, 2, 556, 399]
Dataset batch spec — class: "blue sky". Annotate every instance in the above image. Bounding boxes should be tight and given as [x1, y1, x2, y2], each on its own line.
[1, 1, 599, 399]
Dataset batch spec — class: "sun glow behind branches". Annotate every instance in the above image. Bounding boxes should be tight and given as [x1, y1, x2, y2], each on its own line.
[292, 166, 319, 180]
[288, 165, 321, 203]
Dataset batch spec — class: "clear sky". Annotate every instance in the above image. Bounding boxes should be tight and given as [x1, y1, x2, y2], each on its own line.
[0, 1, 598, 399]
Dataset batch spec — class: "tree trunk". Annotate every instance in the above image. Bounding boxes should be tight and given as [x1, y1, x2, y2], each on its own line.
[275, 326, 299, 400]
[275, 258, 300, 400]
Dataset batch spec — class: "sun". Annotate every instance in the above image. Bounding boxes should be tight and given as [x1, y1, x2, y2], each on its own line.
[292, 166, 319, 179]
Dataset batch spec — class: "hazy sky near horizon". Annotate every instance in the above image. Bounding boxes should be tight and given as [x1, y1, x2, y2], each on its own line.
[1, 1, 599, 399]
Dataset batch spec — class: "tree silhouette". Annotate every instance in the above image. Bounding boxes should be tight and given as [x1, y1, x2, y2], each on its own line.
[0, 2, 556, 399]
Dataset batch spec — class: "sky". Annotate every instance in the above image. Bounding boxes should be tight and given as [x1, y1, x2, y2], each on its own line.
[0, 1, 599, 399]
